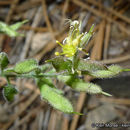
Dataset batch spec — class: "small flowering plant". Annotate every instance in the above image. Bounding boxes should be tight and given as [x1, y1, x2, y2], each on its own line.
[0, 20, 129, 114]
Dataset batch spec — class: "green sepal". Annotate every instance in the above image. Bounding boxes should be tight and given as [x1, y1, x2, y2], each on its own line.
[46, 56, 72, 73]
[80, 24, 94, 47]
[0, 52, 9, 70]
[3, 85, 18, 101]
[13, 59, 38, 74]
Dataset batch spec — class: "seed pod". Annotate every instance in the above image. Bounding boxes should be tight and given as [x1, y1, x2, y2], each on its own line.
[70, 80, 111, 96]
[71, 81, 102, 94]
[58, 75, 112, 96]
[90, 70, 115, 78]
[14, 59, 38, 74]
[40, 84, 74, 113]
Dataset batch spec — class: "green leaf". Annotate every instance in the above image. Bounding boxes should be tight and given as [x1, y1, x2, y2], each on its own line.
[0, 20, 28, 37]
[37, 77, 55, 88]
[108, 65, 122, 74]
[3, 85, 18, 101]
[37, 77, 64, 95]
[58, 75, 72, 83]
[72, 81, 111, 96]
[77, 59, 107, 72]
[89, 65, 122, 78]
[10, 20, 28, 30]
[58, 75, 112, 96]
[0, 52, 9, 70]
[39, 64, 52, 72]
[90, 70, 115, 78]
[39, 84, 74, 113]
[0, 21, 8, 32]
[14, 59, 38, 74]
[70, 79, 102, 94]
[46, 56, 72, 73]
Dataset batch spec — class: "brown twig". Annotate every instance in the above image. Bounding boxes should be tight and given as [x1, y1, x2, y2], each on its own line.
[60, 0, 70, 27]
[91, 20, 105, 60]
[86, 0, 130, 24]
[2, 92, 39, 130]
[6, 0, 19, 23]
[20, 7, 43, 60]
[13, 107, 41, 129]
[100, 54, 130, 64]
[41, 0, 55, 40]
[70, 92, 86, 130]
[15, 0, 41, 12]
[61, 116, 69, 130]
[72, 0, 130, 35]
[103, 23, 111, 59]
[20, 25, 48, 32]
[113, 5, 129, 20]
[99, 97, 130, 106]
[0, 1, 12, 5]
[48, 110, 57, 130]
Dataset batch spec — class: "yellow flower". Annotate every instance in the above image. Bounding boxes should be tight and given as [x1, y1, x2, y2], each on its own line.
[55, 20, 94, 57]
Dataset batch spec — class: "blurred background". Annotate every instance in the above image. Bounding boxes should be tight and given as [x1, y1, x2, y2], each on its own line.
[0, 0, 130, 130]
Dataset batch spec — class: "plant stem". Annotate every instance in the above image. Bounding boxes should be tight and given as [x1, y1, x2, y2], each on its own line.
[2, 73, 59, 78]
[122, 69, 130, 72]
[6, 77, 11, 84]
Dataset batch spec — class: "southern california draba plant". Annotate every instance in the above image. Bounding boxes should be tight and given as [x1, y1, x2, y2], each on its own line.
[0, 20, 129, 114]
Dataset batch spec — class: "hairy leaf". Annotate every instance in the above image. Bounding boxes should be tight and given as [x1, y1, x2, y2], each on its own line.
[14, 59, 38, 74]
[40, 84, 74, 113]
[90, 70, 115, 78]
[37, 77, 55, 88]
[77, 59, 107, 72]
[47, 56, 72, 73]
[108, 65, 122, 74]
[39, 64, 52, 72]
[90, 65, 122, 78]
[58, 75, 112, 96]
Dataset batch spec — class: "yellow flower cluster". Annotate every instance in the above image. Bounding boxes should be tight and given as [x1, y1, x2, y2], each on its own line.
[55, 20, 94, 57]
